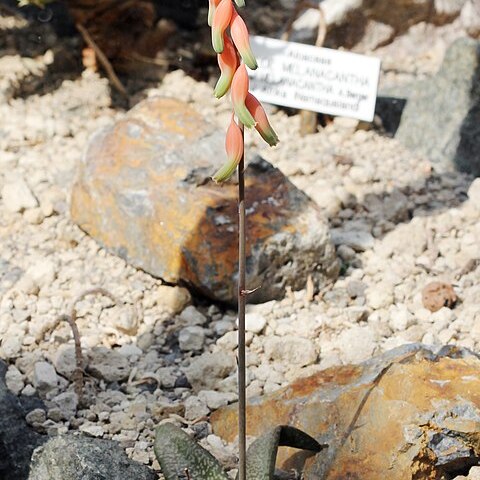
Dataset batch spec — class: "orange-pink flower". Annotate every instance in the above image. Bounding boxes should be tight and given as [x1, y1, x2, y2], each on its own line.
[211, 0, 233, 53]
[208, 0, 221, 26]
[231, 64, 256, 128]
[245, 93, 279, 146]
[213, 115, 244, 183]
[214, 34, 238, 99]
[230, 9, 257, 70]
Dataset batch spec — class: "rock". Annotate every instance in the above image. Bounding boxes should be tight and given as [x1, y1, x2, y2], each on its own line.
[454, 466, 480, 480]
[22, 259, 57, 292]
[198, 390, 238, 410]
[461, 0, 480, 37]
[1, 178, 38, 213]
[422, 281, 458, 312]
[331, 229, 375, 252]
[184, 395, 209, 420]
[467, 178, 480, 206]
[184, 352, 236, 391]
[71, 97, 339, 304]
[244, 312, 267, 334]
[33, 362, 58, 394]
[50, 391, 78, 420]
[53, 346, 77, 380]
[87, 347, 130, 382]
[153, 285, 191, 314]
[179, 305, 207, 326]
[395, 38, 480, 176]
[212, 345, 480, 480]
[434, 0, 467, 22]
[334, 325, 378, 363]
[5, 365, 25, 395]
[367, 286, 394, 309]
[178, 326, 205, 352]
[263, 336, 318, 367]
[28, 435, 156, 480]
[25, 408, 46, 426]
[0, 360, 45, 480]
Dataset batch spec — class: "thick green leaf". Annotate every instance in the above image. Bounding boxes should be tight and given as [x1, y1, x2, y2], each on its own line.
[154, 423, 229, 480]
[241, 425, 325, 480]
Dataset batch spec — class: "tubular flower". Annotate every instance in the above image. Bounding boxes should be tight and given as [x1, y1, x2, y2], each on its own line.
[213, 116, 244, 183]
[231, 64, 256, 128]
[214, 35, 238, 99]
[245, 93, 279, 146]
[208, 0, 221, 26]
[230, 9, 257, 70]
[211, 0, 233, 53]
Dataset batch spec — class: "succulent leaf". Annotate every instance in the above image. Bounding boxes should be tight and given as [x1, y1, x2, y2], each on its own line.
[155, 423, 229, 480]
[240, 426, 324, 480]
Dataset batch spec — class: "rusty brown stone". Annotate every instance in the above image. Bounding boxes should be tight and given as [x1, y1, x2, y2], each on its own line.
[71, 97, 339, 304]
[211, 345, 480, 479]
[422, 281, 458, 312]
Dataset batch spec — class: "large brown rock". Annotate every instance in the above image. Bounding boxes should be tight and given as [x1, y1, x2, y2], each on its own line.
[211, 345, 480, 479]
[71, 97, 339, 304]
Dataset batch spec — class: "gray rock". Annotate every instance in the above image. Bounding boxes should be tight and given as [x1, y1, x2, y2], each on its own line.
[178, 326, 205, 352]
[0, 360, 45, 480]
[50, 391, 78, 420]
[5, 365, 25, 395]
[184, 395, 210, 420]
[28, 435, 156, 480]
[396, 38, 480, 176]
[33, 362, 58, 394]
[184, 352, 236, 391]
[331, 228, 375, 251]
[87, 347, 130, 382]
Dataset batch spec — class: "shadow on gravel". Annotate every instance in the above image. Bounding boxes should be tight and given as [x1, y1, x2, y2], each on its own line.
[0, 361, 46, 480]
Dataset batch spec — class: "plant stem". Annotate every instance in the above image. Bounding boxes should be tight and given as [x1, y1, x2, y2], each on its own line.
[237, 124, 247, 480]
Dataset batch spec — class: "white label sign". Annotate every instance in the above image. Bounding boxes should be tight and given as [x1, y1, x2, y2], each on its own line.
[249, 36, 381, 122]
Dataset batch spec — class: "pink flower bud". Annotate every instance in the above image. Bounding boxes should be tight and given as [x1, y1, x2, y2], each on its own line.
[211, 0, 233, 53]
[245, 93, 279, 146]
[214, 35, 238, 99]
[231, 64, 256, 128]
[230, 9, 257, 70]
[213, 115, 244, 183]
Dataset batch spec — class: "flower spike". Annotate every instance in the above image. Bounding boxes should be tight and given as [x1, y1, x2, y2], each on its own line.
[246, 93, 279, 146]
[213, 116, 244, 183]
[231, 64, 256, 128]
[211, 0, 233, 53]
[214, 35, 238, 99]
[230, 9, 257, 70]
[208, 0, 221, 26]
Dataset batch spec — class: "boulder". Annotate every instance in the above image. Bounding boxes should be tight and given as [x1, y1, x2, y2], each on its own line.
[28, 435, 156, 480]
[0, 360, 45, 480]
[211, 344, 480, 480]
[71, 97, 339, 304]
[395, 38, 480, 176]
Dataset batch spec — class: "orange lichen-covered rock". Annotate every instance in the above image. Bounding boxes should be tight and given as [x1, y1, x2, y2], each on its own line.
[71, 97, 339, 304]
[211, 344, 480, 479]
